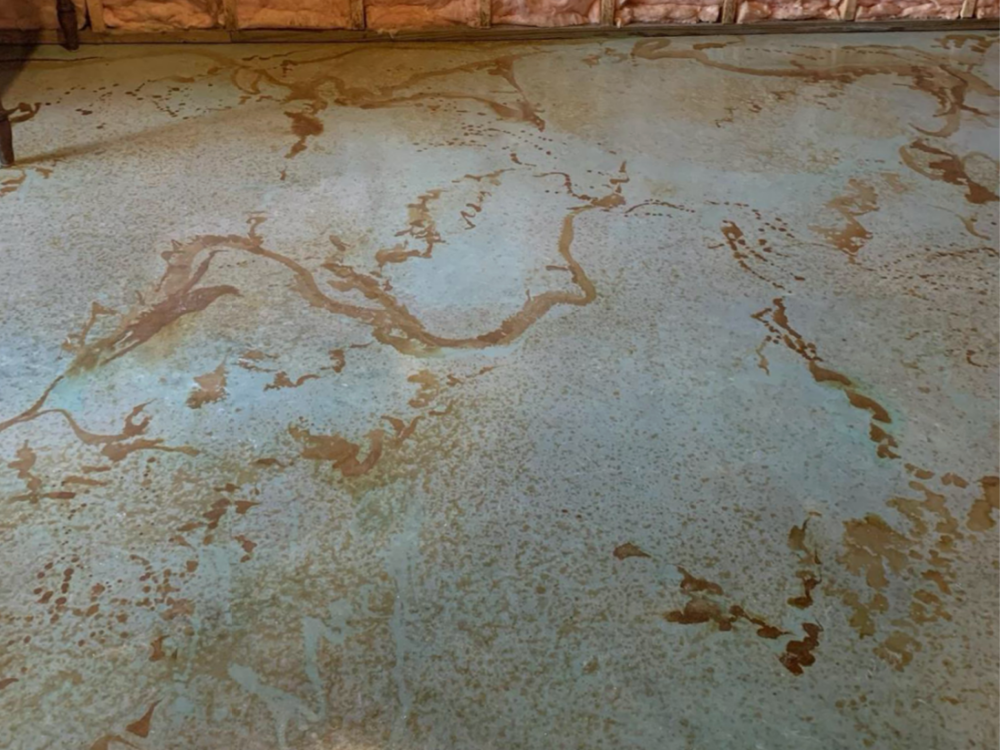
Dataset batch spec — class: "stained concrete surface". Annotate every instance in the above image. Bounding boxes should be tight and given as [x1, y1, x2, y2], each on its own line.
[0, 31, 998, 750]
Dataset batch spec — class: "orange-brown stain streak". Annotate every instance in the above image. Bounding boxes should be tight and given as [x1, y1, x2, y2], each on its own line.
[125, 700, 159, 738]
[289, 425, 384, 478]
[613, 542, 650, 560]
[899, 140, 999, 205]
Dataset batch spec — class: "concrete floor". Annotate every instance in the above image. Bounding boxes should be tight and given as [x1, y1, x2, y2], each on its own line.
[0, 31, 997, 750]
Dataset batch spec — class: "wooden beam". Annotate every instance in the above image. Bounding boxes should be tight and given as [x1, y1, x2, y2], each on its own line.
[478, 0, 491, 29]
[350, 0, 366, 30]
[960, 0, 978, 17]
[600, 0, 615, 26]
[85, 0, 105, 32]
[222, 0, 238, 30]
[56, 0, 80, 49]
[721, 0, 737, 24]
[840, 0, 858, 20]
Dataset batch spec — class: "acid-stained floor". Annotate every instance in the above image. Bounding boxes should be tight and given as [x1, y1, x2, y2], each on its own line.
[0, 30, 998, 750]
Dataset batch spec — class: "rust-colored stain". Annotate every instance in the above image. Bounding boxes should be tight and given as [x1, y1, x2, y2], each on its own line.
[264, 371, 320, 391]
[899, 140, 999, 205]
[811, 179, 878, 259]
[149, 635, 167, 661]
[125, 700, 160, 738]
[788, 574, 820, 610]
[968, 476, 999, 531]
[678, 567, 724, 596]
[289, 425, 385, 478]
[779, 623, 822, 675]
[613, 542, 651, 560]
[839, 514, 912, 589]
[284, 110, 325, 159]
[186, 360, 228, 408]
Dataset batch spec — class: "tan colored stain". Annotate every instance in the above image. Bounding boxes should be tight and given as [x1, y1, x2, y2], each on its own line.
[125, 700, 159, 738]
[899, 140, 999, 205]
[839, 514, 912, 589]
[289, 425, 385, 478]
[149, 635, 166, 662]
[613, 542, 650, 560]
[678, 567, 724, 596]
[811, 179, 879, 259]
[631, 38, 995, 138]
[186, 360, 228, 409]
[264, 371, 319, 391]
[284, 110, 324, 159]
[874, 630, 921, 671]
[809, 360, 852, 387]
[788, 573, 820, 610]
[967, 476, 999, 531]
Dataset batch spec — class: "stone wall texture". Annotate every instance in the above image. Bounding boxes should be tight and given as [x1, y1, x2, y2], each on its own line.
[0, 0, 992, 30]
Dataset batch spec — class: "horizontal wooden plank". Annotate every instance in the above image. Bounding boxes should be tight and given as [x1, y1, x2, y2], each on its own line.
[0, 18, 995, 46]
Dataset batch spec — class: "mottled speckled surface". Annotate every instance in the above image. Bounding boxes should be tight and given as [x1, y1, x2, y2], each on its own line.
[0, 31, 998, 750]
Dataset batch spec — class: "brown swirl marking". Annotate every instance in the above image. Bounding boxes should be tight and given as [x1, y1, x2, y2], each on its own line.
[382, 415, 422, 445]
[720, 222, 786, 291]
[289, 425, 385, 478]
[752, 297, 898, 459]
[613, 542, 650, 560]
[8, 442, 42, 497]
[188, 48, 546, 155]
[899, 141, 999, 205]
[325, 348, 346, 373]
[186, 360, 228, 408]
[1, 169, 28, 199]
[375, 189, 443, 268]
[631, 38, 999, 138]
[264, 371, 319, 391]
[125, 701, 159, 738]
[408, 371, 441, 409]
[0, 165, 622, 487]
[787, 516, 822, 610]
[0, 677, 18, 691]
[788, 574, 820, 610]
[811, 179, 878, 260]
[237, 349, 277, 373]
[663, 565, 818, 674]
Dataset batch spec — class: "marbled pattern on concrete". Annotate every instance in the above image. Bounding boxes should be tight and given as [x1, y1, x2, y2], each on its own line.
[0, 31, 998, 750]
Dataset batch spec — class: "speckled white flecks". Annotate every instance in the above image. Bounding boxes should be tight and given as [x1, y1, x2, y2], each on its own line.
[0, 31, 997, 750]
